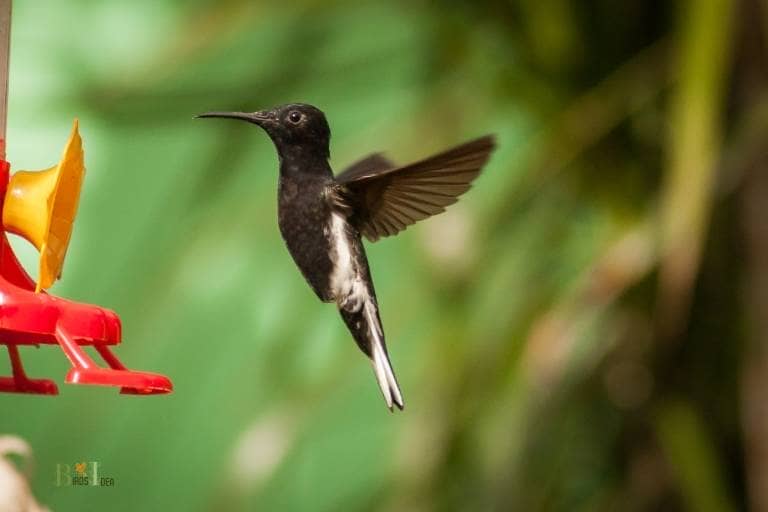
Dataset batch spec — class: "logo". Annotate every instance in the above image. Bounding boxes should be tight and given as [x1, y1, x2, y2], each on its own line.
[74, 462, 86, 475]
[55, 461, 115, 487]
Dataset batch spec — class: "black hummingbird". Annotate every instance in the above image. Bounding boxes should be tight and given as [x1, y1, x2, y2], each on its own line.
[197, 104, 495, 410]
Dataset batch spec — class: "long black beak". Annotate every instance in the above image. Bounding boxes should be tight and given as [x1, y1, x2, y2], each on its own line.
[195, 110, 273, 125]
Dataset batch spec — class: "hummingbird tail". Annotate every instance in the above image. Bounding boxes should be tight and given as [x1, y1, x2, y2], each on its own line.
[340, 299, 404, 411]
[371, 342, 404, 411]
[363, 300, 404, 411]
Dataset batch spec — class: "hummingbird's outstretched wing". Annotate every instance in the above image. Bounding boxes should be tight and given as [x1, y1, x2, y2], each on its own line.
[334, 135, 495, 242]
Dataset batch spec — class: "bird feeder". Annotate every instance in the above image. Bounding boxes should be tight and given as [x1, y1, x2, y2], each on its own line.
[0, 0, 172, 395]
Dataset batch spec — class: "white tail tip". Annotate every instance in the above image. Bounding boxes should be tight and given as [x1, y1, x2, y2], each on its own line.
[371, 341, 404, 411]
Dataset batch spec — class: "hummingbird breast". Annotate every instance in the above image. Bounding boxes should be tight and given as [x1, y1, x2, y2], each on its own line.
[277, 174, 371, 306]
[277, 175, 337, 301]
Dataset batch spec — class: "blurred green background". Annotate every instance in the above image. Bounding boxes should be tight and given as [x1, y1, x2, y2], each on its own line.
[1, 0, 765, 510]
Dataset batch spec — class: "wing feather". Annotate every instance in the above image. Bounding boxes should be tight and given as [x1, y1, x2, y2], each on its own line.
[335, 135, 495, 242]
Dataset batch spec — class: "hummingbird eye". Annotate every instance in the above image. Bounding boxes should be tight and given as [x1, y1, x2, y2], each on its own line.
[288, 111, 303, 124]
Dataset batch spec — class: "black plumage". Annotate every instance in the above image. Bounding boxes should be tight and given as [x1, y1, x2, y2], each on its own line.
[197, 103, 496, 411]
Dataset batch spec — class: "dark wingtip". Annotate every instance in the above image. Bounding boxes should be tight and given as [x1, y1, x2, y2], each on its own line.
[478, 133, 497, 150]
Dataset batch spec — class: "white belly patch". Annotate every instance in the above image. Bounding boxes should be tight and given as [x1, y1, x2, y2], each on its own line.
[328, 213, 368, 311]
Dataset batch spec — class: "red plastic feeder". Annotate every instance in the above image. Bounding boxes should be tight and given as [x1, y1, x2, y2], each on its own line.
[0, 134, 173, 396]
[0, 1, 170, 396]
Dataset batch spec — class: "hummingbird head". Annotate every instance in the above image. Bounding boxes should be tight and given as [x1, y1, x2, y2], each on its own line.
[197, 103, 331, 159]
